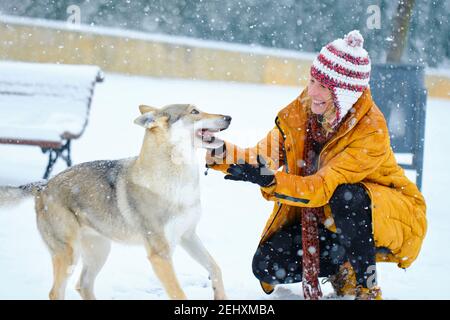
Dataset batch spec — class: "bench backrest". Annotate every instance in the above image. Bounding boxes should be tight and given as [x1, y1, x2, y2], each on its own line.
[369, 64, 427, 191]
[0, 61, 103, 145]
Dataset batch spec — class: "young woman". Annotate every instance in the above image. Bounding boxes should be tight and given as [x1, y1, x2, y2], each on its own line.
[206, 30, 427, 300]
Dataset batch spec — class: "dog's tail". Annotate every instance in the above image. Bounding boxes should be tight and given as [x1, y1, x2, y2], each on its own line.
[0, 180, 47, 208]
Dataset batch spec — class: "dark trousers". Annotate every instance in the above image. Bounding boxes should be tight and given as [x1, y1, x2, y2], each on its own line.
[252, 183, 376, 288]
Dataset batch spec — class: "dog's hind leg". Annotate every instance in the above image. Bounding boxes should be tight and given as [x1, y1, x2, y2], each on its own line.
[181, 232, 227, 300]
[36, 199, 80, 300]
[145, 237, 187, 300]
[49, 245, 78, 300]
[76, 231, 111, 300]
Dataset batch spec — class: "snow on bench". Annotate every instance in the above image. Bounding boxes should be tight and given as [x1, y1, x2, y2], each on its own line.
[0, 61, 104, 178]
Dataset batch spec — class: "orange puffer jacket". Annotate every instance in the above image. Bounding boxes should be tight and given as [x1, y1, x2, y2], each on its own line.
[207, 88, 427, 269]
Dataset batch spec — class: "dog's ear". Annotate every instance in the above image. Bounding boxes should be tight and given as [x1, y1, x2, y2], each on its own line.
[134, 112, 157, 129]
[139, 105, 158, 115]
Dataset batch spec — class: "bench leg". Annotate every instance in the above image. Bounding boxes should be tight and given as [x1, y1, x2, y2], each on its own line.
[42, 140, 72, 179]
[43, 149, 58, 180]
[60, 140, 72, 167]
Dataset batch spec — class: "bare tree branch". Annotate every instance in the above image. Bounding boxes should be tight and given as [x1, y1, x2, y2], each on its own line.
[386, 0, 416, 63]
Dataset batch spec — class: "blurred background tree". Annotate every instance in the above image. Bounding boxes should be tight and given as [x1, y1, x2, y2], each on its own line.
[0, 0, 448, 67]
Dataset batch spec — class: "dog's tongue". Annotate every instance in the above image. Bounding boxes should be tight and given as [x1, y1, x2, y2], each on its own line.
[202, 130, 215, 142]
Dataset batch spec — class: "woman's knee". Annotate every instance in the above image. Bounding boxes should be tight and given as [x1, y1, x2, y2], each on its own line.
[251, 246, 284, 284]
[252, 247, 268, 279]
[252, 246, 303, 284]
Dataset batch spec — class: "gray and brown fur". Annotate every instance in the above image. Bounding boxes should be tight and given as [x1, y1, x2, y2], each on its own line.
[0, 104, 231, 300]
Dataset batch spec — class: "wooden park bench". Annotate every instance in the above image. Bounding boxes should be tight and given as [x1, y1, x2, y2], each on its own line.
[0, 61, 104, 179]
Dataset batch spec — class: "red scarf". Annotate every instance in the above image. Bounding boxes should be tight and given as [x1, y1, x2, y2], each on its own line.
[300, 114, 336, 300]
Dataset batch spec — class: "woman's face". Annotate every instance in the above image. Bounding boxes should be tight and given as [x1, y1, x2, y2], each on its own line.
[307, 76, 333, 115]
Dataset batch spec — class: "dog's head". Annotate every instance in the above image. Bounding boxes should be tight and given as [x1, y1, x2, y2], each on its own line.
[134, 104, 231, 149]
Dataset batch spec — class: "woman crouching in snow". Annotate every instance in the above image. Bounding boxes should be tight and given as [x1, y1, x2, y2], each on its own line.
[205, 30, 427, 300]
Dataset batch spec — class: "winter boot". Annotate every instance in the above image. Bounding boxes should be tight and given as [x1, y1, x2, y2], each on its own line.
[260, 281, 275, 294]
[355, 286, 383, 300]
[323, 261, 357, 297]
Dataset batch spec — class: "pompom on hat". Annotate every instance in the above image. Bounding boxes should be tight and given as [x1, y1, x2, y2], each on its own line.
[310, 30, 371, 126]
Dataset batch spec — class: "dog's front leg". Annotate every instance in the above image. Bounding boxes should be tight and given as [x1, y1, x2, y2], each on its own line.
[145, 239, 187, 300]
[181, 232, 227, 300]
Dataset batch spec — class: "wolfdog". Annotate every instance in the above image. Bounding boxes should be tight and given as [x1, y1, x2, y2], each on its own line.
[0, 104, 231, 300]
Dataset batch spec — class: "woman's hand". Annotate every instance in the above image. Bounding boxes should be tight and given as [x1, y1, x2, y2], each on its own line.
[225, 155, 275, 187]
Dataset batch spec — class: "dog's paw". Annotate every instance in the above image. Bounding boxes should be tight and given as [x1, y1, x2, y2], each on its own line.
[214, 292, 228, 300]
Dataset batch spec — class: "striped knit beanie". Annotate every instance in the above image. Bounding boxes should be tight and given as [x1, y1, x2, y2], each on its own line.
[310, 30, 371, 126]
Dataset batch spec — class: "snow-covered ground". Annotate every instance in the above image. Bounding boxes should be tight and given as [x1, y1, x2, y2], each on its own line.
[0, 73, 449, 299]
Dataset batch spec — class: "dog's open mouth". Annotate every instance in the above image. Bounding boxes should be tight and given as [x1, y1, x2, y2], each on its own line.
[196, 128, 223, 143]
